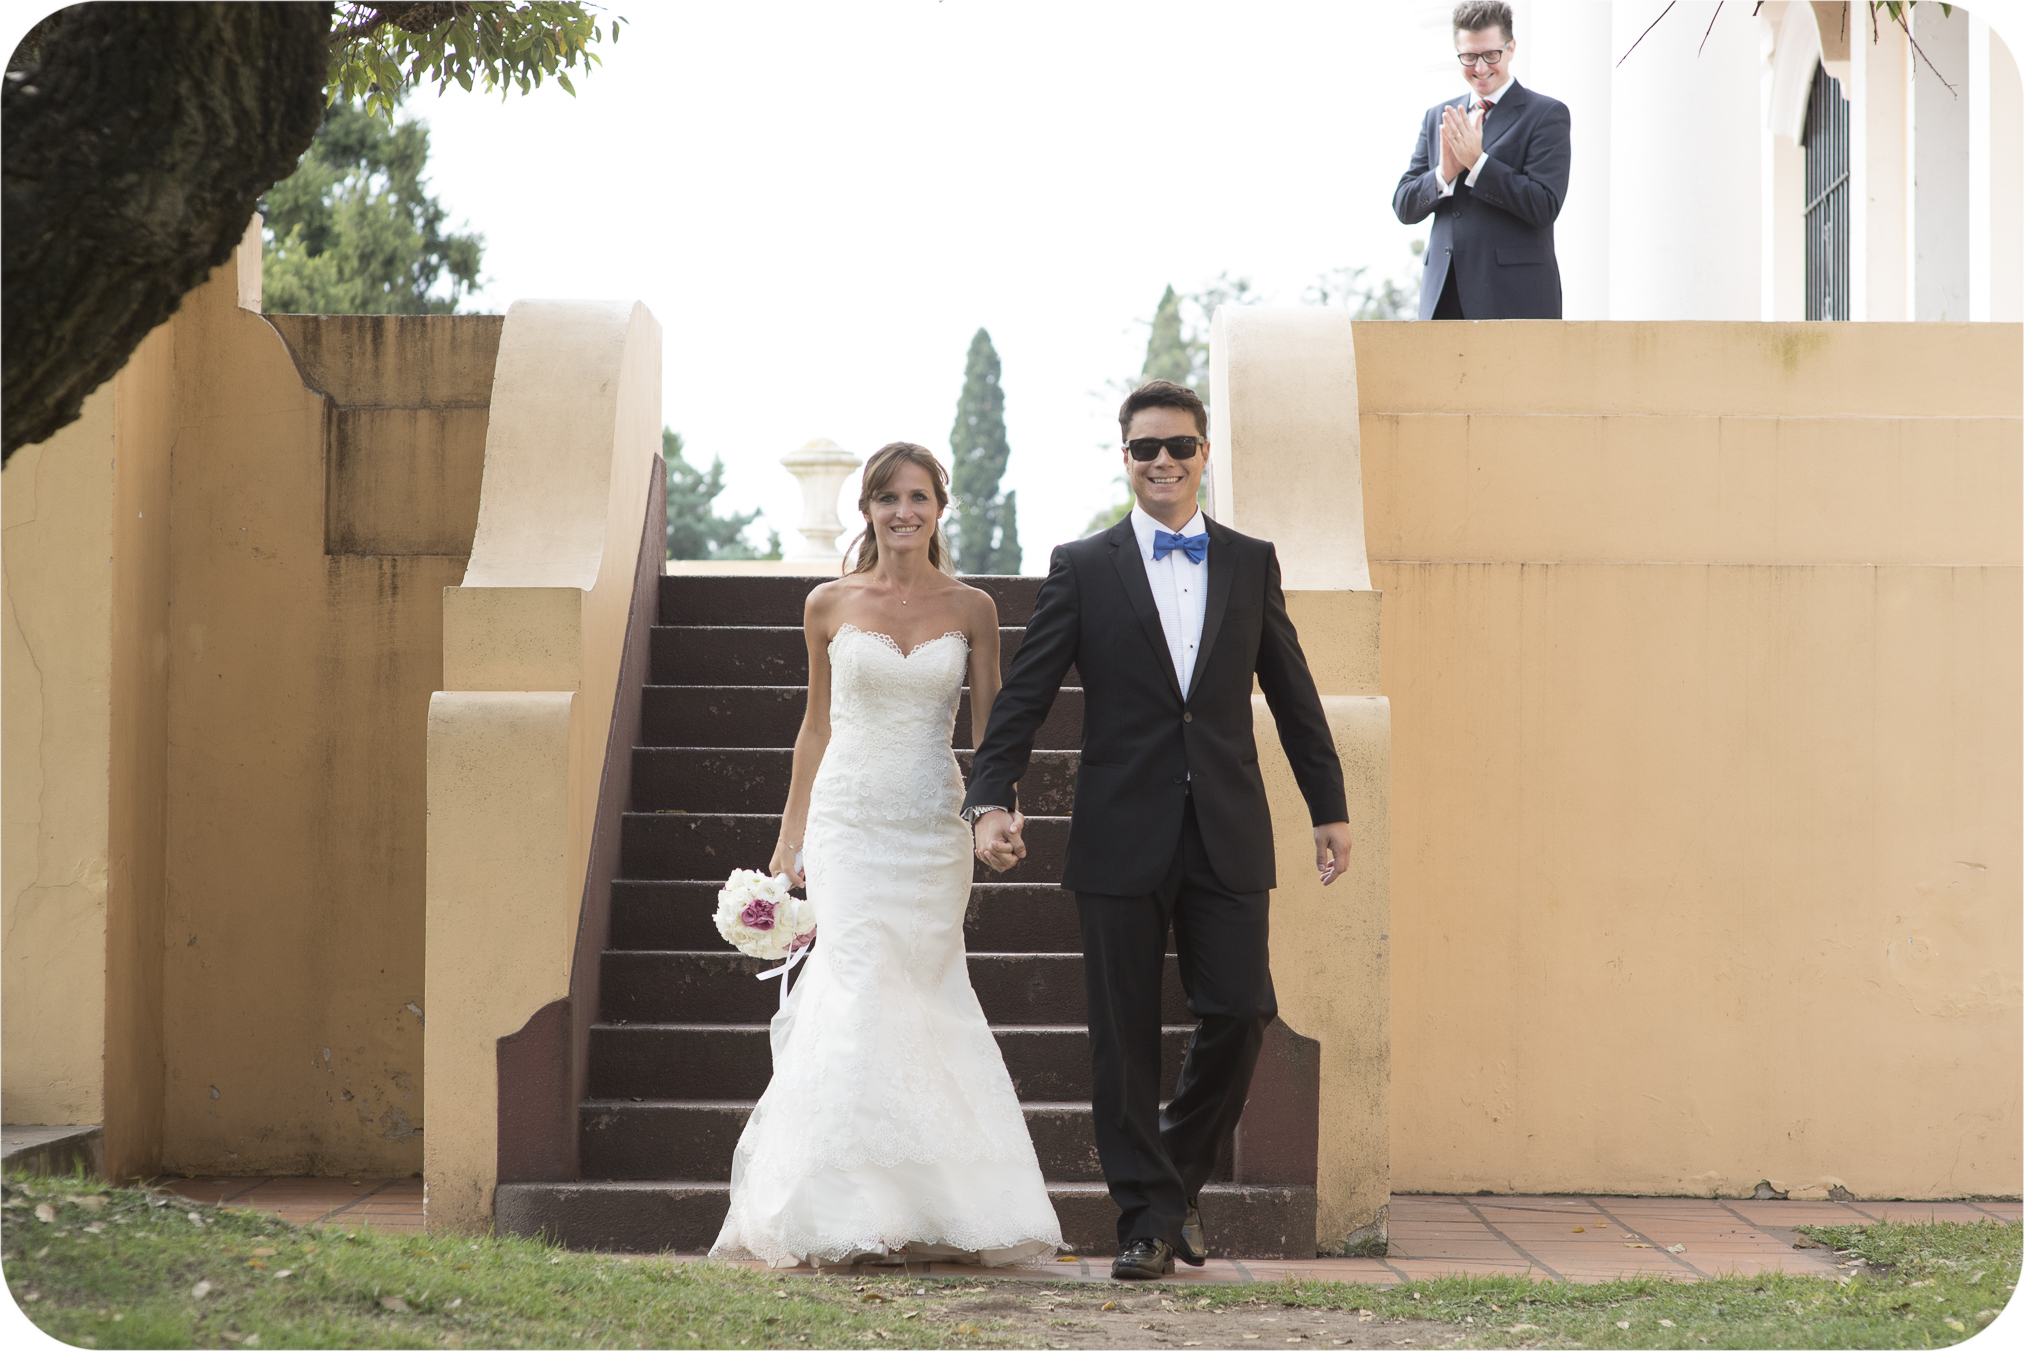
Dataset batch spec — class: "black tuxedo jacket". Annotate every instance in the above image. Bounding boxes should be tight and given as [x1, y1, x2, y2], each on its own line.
[964, 517, 1347, 897]
[1393, 79, 1571, 320]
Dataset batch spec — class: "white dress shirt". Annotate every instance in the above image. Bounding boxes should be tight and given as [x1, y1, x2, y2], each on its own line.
[1437, 72, 1516, 197]
[1130, 505, 1209, 700]
[966, 506, 1212, 821]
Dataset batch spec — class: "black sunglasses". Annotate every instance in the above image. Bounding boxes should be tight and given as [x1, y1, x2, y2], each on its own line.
[1125, 436, 1205, 461]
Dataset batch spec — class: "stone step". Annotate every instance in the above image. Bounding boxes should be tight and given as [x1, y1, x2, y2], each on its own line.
[495, 1179, 1317, 1259]
[660, 574, 1042, 628]
[599, 950, 1186, 1026]
[650, 626, 1080, 689]
[618, 812, 1071, 884]
[630, 748, 1080, 816]
[641, 685, 1083, 750]
[609, 881, 1108, 954]
[586, 1024, 1194, 1102]
[578, 1100, 1205, 1185]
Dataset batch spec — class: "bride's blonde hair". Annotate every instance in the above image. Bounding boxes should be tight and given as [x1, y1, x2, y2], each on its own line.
[845, 442, 956, 576]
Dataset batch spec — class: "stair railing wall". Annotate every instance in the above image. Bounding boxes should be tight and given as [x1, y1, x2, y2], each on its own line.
[426, 301, 663, 1234]
[1210, 306, 1394, 1256]
[494, 458, 665, 1186]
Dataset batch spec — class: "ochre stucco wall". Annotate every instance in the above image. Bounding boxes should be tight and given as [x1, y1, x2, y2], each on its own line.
[104, 317, 177, 1179]
[2, 229, 501, 1177]
[1354, 320, 2023, 1200]
[157, 272, 497, 1175]
[3, 376, 117, 1129]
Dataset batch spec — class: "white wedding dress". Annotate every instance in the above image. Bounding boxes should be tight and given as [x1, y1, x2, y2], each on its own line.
[709, 624, 1063, 1267]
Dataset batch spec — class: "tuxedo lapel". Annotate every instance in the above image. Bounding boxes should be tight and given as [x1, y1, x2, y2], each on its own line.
[1107, 519, 1185, 704]
[1194, 518, 1236, 697]
[1481, 80, 1529, 159]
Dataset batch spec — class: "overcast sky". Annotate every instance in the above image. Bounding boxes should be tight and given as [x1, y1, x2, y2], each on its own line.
[409, 0, 1471, 570]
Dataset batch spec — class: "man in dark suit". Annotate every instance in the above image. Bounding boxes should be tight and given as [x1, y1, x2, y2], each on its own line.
[1394, 0, 1572, 320]
[964, 379, 1352, 1280]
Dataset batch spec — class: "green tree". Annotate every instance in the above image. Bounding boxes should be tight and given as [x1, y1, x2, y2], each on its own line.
[5, 2, 621, 461]
[260, 99, 484, 314]
[946, 329, 1021, 575]
[663, 430, 779, 561]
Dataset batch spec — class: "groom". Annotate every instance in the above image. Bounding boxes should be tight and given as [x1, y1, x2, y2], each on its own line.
[964, 379, 1352, 1280]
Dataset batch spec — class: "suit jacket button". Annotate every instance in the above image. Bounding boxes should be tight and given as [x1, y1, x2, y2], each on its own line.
[1182, 711, 1193, 724]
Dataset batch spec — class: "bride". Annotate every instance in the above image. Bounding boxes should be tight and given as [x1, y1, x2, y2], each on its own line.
[709, 441, 1064, 1267]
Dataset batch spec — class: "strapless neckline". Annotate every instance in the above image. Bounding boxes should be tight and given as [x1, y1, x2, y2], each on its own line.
[832, 623, 969, 661]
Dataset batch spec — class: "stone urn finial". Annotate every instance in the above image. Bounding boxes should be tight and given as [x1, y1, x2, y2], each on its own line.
[779, 438, 863, 564]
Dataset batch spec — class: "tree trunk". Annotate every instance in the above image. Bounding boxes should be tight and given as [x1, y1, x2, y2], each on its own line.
[3, 2, 334, 461]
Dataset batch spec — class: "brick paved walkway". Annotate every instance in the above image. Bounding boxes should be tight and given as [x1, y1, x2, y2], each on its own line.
[157, 1178, 2019, 1286]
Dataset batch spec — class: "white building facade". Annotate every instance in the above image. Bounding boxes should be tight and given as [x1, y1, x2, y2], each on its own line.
[1495, 1, 2022, 321]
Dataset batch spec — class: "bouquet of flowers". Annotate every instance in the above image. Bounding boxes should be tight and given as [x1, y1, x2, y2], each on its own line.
[714, 868, 818, 962]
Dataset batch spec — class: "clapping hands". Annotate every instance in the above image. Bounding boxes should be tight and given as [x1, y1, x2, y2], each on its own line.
[1439, 104, 1484, 184]
[973, 809, 1027, 874]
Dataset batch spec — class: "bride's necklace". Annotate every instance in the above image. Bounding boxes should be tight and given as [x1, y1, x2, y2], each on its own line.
[888, 574, 920, 606]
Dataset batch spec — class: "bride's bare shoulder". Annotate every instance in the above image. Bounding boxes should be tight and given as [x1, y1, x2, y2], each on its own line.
[803, 576, 866, 627]
[950, 579, 1001, 629]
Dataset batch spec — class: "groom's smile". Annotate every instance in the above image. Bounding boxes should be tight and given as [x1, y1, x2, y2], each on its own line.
[1123, 405, 1209, 529]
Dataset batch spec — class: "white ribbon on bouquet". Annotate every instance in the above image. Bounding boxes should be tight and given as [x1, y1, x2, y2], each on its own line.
[754, 943, 810, 1010]
[752, 868, 814, 1010]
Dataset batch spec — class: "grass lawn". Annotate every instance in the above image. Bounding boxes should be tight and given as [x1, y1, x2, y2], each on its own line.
[4, 1171, 2017, 1349]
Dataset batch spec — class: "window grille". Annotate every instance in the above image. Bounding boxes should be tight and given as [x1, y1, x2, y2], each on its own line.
[1802, 62, 1851, 321]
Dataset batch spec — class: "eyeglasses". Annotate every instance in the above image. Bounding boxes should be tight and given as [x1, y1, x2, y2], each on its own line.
[1456, 42, 1511, 67]
[1125, 436, 1204, 461]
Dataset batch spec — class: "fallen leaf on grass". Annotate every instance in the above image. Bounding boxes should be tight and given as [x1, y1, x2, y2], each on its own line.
[955, 1325, 981, 1336]
[1946, 1320, 1967, 1332]
[902, 1311, 918, 1319]
[1658, 1319, 1675, 1327]
[1505, 1325, 1539, 1333]
[1101, 1300, 1116, 1311]
[83, 1222, 105, 1234]
[251, 1247, 277, 1257]
[380, 1296, 411, 1312]
[32, 1204, 54, 1223]
[274, 1270, 294, 1279]
[1791, 1236, 1825, 1249]
[192, 1281, 213, 1300]
[188, 1212, 205, 1226]
[1615, 1320, 1630, 1329]
[861, 1292, 885, 1303]
[245, 1259, 267, 1270]
[69, 1195, 108, 1212]
[448, 1298, 461, 1309]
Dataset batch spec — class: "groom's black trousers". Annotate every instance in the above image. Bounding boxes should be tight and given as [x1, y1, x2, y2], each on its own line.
[1075, 796, 1276, 1251]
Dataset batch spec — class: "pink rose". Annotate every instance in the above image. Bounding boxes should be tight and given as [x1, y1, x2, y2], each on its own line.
[739, 897, 777, 931]
[789, 929, 816, 953]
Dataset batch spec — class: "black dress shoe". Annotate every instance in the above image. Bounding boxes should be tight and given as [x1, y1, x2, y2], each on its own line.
[1178, 1203, 1207, 1266]
[1110, 1238, 1175, 1280]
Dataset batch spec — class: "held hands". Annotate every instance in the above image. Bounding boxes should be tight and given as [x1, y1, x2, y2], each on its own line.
[769, 839, 805, 888]
[1314, 822, 1353, 887]
[1439, 104, 1484, 183]
[972, 810, 1027, 874]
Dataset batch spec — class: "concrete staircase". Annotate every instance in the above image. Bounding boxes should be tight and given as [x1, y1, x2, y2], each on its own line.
[495, 573, 1316, 1256]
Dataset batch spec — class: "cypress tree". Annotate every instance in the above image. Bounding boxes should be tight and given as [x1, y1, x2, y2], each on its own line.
[1140, 285, 1194, 388]
[947, 328, 1022, 574]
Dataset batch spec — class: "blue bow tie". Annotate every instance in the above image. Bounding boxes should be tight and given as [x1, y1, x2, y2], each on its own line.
[1152, 529, 1208, 564]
